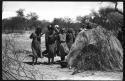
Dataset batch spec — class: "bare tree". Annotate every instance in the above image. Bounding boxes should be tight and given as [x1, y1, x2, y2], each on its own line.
[101, 1, 123, 15]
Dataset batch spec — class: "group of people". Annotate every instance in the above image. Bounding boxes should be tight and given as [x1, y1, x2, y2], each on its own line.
[30, 24, 76, 65]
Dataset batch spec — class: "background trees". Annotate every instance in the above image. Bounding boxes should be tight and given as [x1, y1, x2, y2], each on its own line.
[2, 2, 123, 45]
[2, 9, 50, 33]
[75, 5, 123, 45]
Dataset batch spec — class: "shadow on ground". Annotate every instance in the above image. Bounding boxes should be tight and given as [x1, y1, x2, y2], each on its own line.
[23, 61, 61, 65]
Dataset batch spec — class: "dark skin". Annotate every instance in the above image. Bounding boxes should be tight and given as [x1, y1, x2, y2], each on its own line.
[59, 29, 68, 61]
[35, 30, 44, 43]
[30, 28, 43, 65]
[30, 33, 38, 65]
[54, 27, 61, 57]
[47, 28, 56, 64]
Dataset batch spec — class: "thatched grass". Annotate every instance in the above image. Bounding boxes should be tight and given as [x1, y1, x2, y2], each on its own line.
[66, 26, 123, 74]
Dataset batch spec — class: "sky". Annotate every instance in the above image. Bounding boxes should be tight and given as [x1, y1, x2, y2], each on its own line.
[2, 1, 123, 22]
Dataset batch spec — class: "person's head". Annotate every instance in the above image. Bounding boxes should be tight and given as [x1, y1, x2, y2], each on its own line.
[55, 25, 59, 28]
[85, 21, 93, 29]
[54, 25, 60, 30]
[35, 27, 42, 34]
[48, 24, 54, 31]
[61, 28, 65, 33]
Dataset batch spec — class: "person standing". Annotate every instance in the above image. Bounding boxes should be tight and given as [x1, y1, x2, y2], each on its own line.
[42, 25, 51, 56]
[59, 28, 69, 61]
[30, 27, 43, 65]
[66, 28, 75, 50]
[47, 25, 56, 64]
[54, 25, 61, 56]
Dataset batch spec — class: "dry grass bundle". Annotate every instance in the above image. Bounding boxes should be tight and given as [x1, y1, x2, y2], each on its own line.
[66, 26, 123, 74]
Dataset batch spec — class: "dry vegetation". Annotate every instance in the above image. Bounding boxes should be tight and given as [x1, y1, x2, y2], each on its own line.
[67, 26, 123, 75]
[2, 33, 44, 80]
[2, 32, 123, 80]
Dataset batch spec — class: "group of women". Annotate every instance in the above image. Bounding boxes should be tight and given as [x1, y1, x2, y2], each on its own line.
[30, 24, 75, 65]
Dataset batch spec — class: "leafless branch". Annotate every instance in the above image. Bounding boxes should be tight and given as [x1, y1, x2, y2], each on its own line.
[2, 35, 43, 80]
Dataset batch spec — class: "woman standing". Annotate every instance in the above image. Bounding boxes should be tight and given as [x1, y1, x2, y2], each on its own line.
[59, 28, 69, 61]
[66, 28, 75, 50]
[47, 25, 56, 64]
[30, 27, 43, 65]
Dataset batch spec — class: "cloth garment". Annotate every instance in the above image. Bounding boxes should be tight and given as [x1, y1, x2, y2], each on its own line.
[30, 33, 42, 58]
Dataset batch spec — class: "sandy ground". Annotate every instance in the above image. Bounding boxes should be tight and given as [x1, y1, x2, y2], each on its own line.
[2, 32, 123, 80]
